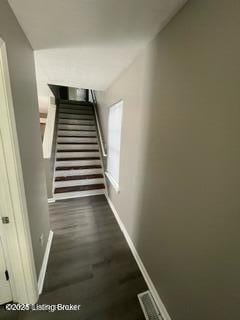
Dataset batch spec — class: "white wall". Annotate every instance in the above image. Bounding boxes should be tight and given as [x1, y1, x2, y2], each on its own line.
[0, 1, 50, 277]
[96, 1, 240, 319]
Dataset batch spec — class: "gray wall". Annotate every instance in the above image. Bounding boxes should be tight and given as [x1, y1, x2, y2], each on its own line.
[96, 0, 240, 319]
[0, 0, 50, 277]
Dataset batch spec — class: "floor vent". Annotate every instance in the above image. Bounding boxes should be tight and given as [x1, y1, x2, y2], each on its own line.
[138, 291, 163, 320]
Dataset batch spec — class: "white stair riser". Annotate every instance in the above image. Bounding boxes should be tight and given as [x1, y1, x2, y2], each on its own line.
[59, 113, 94, 120]
[56, 152, 100, 158]
[58, 124, 96, 131]
[57, 130, 97, 137]
[54, 189, 105, 200]
[57, 137, 98, 143]
[54, 168, 103, 177]
[56, 160, 101, 167]
[54, 178, 104, 188]
[58, 119, 95, 125]
[57, 144, 99, 151]
[59, 108, 93, 115]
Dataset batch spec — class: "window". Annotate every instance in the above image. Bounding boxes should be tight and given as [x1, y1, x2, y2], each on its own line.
[106, 100, 123, 192]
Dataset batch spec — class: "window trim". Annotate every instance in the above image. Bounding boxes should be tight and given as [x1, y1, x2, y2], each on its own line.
[105, 100, 123, 192]
[105, 171, 120, 193]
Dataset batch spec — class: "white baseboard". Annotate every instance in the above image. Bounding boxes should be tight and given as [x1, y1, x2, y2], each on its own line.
[105, 195, 172, 320]
[48, 198, 55, 203]
[38, 230, 54, 294]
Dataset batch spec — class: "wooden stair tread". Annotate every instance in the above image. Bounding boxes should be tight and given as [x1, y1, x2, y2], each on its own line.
[57, 135, 97, 138]
[57, 142, 98, 145]
[56, 157, 100, 161]
[57, 128, 96, 132]
[57, 149, 99, 152]
[58, 121, 95, 125]
[55, 174, 103, 181]
[59, 105, 93, 110]
[55, 183, 105, 194]
[60, 113, 93, 117]
[59, 100, 93, 106]
[56, 165, 102, 171]
[59, 114, 94, 117]
[58, 118, 95, 122]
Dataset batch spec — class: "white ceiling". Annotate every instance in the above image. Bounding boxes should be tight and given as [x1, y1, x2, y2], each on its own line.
[9, 0, 187, 94]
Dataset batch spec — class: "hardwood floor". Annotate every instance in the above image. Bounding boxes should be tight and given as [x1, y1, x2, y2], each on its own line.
[2, 195, 147, 319]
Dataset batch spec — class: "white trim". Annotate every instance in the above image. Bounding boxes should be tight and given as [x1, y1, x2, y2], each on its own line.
[54, 168, 103, 177]
[105, 171, 120, 193]
[55, 159, 101, 167]
[43, 102, 56, 159]
[55, 178, 104, 188]
[105, 195, 172, 320]
[40, 117, 47, 124]
[54, 189, 105, 201]
[0, 38, 38, 304]
[38, 230, 53, 294]
[106, 100, 123, 189]
[47, 198, 55, 203]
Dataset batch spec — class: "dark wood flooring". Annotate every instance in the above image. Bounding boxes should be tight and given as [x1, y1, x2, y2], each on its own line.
[1, 195, 147, 320]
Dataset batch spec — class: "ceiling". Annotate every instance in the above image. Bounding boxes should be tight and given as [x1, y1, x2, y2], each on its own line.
[9, 0, 187, 98]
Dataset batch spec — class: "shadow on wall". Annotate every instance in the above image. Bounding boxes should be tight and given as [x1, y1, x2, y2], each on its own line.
[131, 1, 240, 320]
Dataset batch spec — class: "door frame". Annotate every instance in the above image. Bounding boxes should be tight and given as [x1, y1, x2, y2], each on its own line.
[0, 220, 13, 303]
[0, 38, 38, 303]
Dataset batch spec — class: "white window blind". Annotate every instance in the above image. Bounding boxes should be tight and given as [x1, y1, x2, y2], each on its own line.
[106, 100, 123, 191]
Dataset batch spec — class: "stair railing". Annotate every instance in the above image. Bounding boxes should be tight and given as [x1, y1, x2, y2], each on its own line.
[90, 90, 107, 157]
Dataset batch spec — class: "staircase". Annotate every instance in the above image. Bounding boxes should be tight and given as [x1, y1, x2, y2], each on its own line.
[53, 100, 106, 200]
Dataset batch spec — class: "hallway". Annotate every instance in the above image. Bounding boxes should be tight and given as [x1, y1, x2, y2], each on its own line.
[15, 195, 147, 319]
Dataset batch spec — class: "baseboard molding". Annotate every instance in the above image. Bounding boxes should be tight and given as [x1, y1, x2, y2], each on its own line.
[48, 198, 55, 203]
[105, 195, 172, 320]
[38, 230, 54, 294]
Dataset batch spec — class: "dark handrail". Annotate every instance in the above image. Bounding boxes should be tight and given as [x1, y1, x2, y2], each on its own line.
[90, 90, 107, 157]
